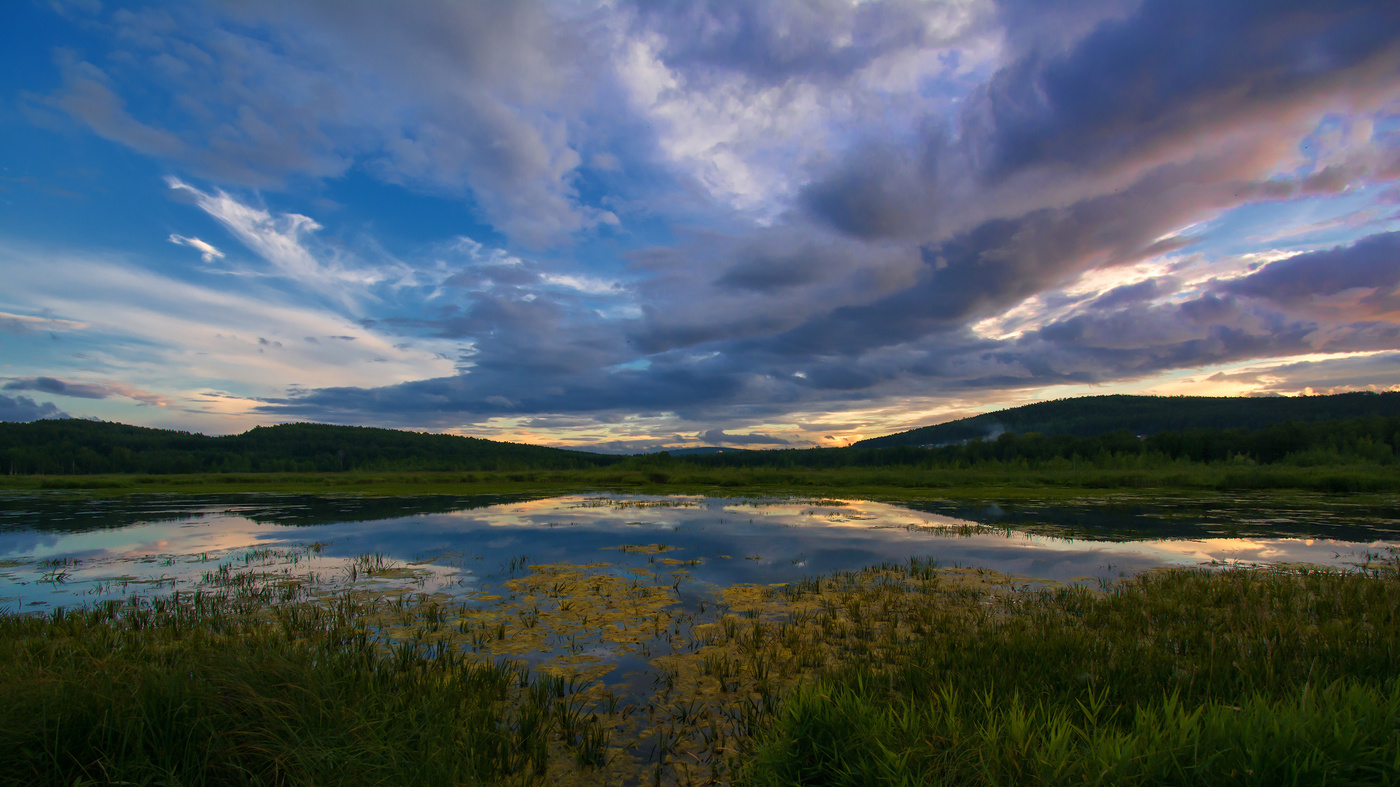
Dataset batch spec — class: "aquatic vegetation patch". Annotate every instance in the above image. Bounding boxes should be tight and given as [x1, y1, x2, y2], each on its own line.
[603, 543, 685, 555]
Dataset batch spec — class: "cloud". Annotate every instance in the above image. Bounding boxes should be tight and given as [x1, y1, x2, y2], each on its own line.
[12, 0, 1399, 446]
[697, 428, 790, 446]
[243, 0, 1400, 443]
[1241, 351, 1400, 394]
[627, 0, 996, 86]
[36, 2, 610, 244]
[1086, 277, 1181, 310]
[3, 377, 169, 406]
[801, 0, 1400, 242]
[0, 394, 68, 422]
[0, 240, 460, 405]
[972, 0, 1400, 180]
[168, 234, 225, 263]
[629, 225, 921, 353]
[37, 50, 189, 158]
[610, 0, 1000, 212]
[166, 178, 401, 308]
[0, 311, 88, 334]
[1221, 231, 1400, 319]
[757, 154, 1248, 360]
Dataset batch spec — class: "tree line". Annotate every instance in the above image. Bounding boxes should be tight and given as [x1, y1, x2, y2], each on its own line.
[855, 391, 1400, 448]
[4, 404, 1397, 477]
[640, 415, 1400, 471]
[0, 420, 621, 475]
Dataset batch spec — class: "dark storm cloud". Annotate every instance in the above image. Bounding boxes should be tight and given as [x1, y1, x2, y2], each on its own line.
[975, 0, 1400, 179]
[766, 155, 1245, 358]
[800, 141, 939, 241]
[0, 394, 68, 422]
[1088, 277, 1180, 310]
[993, 0, 1136, 58]
[697, 428, 790, 445]
[2, 377, 168, 407]
[802, 0, 1400, 240]
[4, 377, 112, 399]
[711, 235, 906, 292]
[713, 249, 828, 291]
[999, 288, 1400, 390]
[629, 0, 992, 86]
[257, 357, 754, 426]
[1222, 231, 1400, 315]
[629, 225, 921, 354]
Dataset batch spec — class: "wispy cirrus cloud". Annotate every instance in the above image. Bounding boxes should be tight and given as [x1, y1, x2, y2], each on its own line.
[167, 234, 224, 264]
[166, 177, 388, 308]
[0, 311, 88, 334]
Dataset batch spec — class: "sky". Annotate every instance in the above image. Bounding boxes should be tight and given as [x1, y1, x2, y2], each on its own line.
[1, 0, 1398, 452]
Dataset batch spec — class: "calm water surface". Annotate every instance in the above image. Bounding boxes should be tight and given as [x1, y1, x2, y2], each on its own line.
[2, 492, 1397, 611]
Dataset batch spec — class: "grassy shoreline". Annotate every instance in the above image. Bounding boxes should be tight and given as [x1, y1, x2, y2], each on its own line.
[4, 555, 1398, 785]
[3, 461, 1399, 501]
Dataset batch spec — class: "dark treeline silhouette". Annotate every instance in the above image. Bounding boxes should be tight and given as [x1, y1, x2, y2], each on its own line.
[3, 392, 1398, 476]
[645, 415, 1400, 471]
[0, 420, 622, 475]
[853, 391, 1400, 448]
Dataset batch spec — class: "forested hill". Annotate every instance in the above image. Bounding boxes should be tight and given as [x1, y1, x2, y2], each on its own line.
[0, 420, 622, 475]
[854, 392, 1400, 449]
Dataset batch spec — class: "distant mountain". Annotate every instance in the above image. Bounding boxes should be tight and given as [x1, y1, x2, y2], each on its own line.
[0, 419, 623, 475]
[854, 392, 1400, 449]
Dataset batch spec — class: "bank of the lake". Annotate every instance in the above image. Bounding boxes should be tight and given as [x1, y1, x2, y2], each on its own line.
[4, 459, 1400, 501]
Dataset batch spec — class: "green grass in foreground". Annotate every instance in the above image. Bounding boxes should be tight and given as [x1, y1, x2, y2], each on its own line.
[741, 565, 1400, 786]
[2, 563, 1398, 785]
[5, 458, 1400, 499]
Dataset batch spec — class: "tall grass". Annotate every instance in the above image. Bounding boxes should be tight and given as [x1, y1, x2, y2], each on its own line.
[741, 566, 1400, 785]
[3, 562, 1397, 785]
[0, 592, 599, 786]
[753, 678, 1399, 786]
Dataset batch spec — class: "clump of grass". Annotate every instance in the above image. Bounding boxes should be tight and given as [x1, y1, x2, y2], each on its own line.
[752, 678, 1399, 786]
[739, 566, 1400, 785]
[0, 591, 610, 786]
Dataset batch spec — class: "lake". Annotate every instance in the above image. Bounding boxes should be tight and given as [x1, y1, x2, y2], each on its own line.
[6, 490, 1399, 781]
[3, 491, 1397, 613]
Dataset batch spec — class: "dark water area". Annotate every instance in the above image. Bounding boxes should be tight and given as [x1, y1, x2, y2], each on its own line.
[903, 496, 1400, 543]
[1, 492, 1397, 613]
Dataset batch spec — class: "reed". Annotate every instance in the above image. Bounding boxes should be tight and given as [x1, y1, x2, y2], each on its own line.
[740, 566, 1400, 786]
[0, 591, 601, 786]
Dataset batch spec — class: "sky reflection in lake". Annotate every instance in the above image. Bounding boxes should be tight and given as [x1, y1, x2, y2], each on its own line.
[1, 493, 1396, 611]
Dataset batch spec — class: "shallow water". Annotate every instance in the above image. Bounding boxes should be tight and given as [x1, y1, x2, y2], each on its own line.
[2, 491, 1396, 612]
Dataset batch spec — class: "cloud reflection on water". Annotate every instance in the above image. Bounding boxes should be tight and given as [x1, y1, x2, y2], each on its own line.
[0, 493, 1395, 611]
